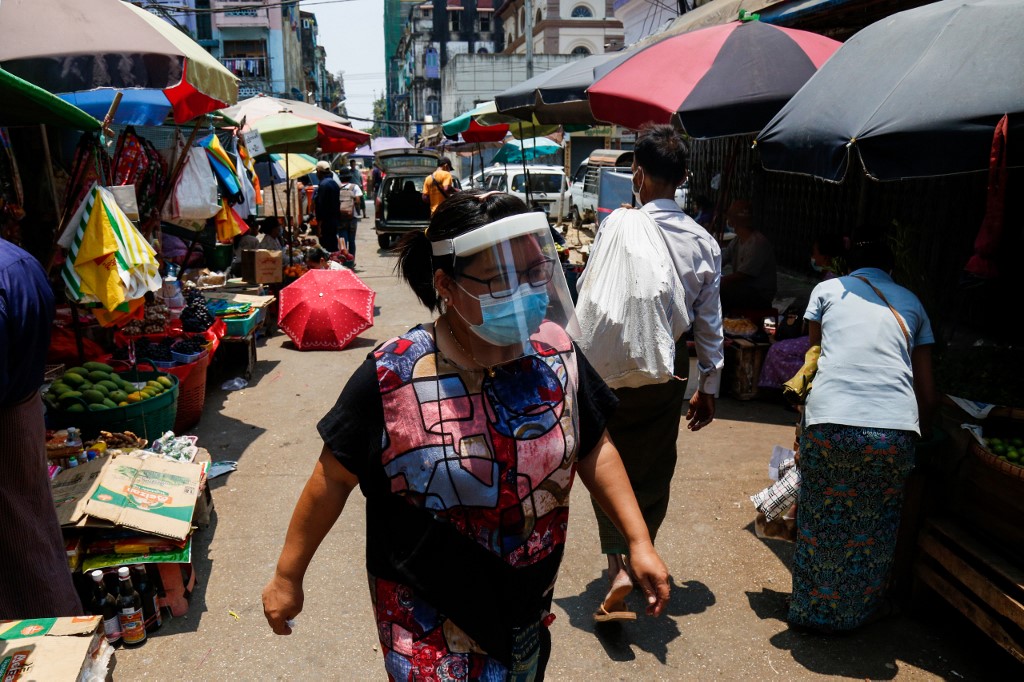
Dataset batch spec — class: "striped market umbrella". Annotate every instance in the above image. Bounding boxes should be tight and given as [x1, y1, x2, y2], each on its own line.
[587, 18, 841, 138]
[0, 0, 238, 125]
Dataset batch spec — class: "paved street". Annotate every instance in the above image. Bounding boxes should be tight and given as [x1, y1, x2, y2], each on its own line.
[114, 210, 1018, 680]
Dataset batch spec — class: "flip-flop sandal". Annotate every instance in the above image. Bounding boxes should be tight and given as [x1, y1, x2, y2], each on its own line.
[593, 604, 637, 623]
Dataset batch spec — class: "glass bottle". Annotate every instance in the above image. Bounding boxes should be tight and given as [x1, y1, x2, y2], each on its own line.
[116, 566, 147, 647]
[89, 570, 121, 647]
[132, 564, 162, 633]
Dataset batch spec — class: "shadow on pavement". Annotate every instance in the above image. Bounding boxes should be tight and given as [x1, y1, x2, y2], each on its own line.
[743, 520, 794, 569]
[714, 397, 797, 428]
[554, 576, 713, 664]
[277, 337, 379, 353]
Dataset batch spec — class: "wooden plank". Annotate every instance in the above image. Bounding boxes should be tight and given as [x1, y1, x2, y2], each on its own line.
[919, 533, 1024, 630]
[928, 519, 1024, 593]
[915, 562, 1024, 665]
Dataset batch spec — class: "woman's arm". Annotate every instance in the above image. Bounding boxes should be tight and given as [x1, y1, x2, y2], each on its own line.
[262, 446, 359, 634]
[912, 344, 937, 436]
[807, 320, 822, 346]
[577, 431, 671, 616]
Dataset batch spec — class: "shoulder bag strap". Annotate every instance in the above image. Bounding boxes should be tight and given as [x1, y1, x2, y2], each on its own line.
[852, 275, 911, 351]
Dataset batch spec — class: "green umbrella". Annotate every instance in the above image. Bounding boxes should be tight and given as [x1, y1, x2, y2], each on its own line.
[250, 112, 320, 153]
[492, 136, 562, 164]
[443, 101, 560, 139]
[0, 67, 100, 130]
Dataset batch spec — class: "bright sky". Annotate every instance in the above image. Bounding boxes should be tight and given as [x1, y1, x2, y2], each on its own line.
[301, 0, 386, 130]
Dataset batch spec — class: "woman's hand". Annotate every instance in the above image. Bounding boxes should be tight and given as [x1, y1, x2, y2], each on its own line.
[263, 572, 304, 635]
[628, 541, 671, 616]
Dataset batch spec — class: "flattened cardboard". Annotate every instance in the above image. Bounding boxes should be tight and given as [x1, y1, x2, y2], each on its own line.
[49, 456, 107, 526]
[0, 616, 103, 681]
[83, 456, 203, 541]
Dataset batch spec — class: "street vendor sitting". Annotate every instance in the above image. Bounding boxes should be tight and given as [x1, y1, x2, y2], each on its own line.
[720, 200, 777, 312]
[259, 218, 284, 252]
[305, 247, 346, 271]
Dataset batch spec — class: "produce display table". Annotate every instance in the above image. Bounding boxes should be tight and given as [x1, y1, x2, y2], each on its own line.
[204, 291, 275, 382]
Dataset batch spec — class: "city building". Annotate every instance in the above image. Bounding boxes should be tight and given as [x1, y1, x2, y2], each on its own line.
[300, 11, 344, 113]
[390, 0, 503, 139]
[441, 53, 576, 120]
[497, 0, 624, 56]
[612, 0, 704, 46]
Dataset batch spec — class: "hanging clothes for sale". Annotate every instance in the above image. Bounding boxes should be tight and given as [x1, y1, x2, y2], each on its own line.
[58, 183, 160, 316]
[232, 137, 257, 218]
[199, 133, 243, 204]
[237, 135, 262, 207]
[214, 199, 248, 243]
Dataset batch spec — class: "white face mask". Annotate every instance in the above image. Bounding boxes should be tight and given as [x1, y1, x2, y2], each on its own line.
[631, 168, 644, 206]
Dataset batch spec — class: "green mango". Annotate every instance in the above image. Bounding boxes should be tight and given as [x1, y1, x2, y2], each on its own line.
[65, 403, 86, 413]
[62, 372, 86, 386]
[88, 370, 112, 383]
[97, 380, 119, 393]
[64, 367, 89, 377]
[102, 398, 118, 409]
[87, 403, 108, 411]
[83, 361, 114, 373]
[82, 389, 106, 405]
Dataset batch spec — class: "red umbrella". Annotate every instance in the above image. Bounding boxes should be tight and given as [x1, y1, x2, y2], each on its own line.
[587, 19, 840, 137]
[278, 270, 375, 351]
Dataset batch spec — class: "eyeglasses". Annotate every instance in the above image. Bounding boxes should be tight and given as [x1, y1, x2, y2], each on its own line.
[459, 259, 556, 298]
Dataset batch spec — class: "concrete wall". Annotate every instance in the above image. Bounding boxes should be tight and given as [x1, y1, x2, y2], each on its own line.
[441, 53, 578, 120]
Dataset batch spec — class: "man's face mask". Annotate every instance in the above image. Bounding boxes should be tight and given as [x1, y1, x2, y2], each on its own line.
[632, 168, 645, 206]
[454, 281, 550, 347]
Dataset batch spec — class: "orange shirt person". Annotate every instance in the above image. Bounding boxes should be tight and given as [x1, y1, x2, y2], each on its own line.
[422, 157, 458, 215]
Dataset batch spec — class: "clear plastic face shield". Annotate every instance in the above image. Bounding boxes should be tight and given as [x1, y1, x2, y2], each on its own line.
[432, 212, 581, 362]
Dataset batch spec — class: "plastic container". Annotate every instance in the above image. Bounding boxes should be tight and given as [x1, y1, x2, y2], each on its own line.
[171, 347, 206, 365]
[204, 243, 234, 272]
[147, 358, 178, 370]
[222, 310, 260, 338]
[47, 371, 179, 441]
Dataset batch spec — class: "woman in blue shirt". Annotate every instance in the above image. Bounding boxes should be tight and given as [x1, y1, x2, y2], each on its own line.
[789, 240, 937, 632]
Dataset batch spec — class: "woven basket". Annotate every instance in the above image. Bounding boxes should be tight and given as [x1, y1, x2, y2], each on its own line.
[969, 439, 1024, 481]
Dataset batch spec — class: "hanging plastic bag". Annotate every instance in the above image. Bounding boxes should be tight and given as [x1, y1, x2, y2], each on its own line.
[575, 208, 690, 389]
[233, 140, 257, 218]
[168, 147, 221, 221]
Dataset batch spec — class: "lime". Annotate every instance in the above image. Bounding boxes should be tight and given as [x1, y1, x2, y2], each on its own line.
[1008, 450, 1021, 463]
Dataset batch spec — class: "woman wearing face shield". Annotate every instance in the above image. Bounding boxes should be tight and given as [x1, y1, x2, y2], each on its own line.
[263, 190, 670, 680]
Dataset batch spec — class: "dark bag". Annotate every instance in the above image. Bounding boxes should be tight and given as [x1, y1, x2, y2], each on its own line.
[366, 492, 561, 670]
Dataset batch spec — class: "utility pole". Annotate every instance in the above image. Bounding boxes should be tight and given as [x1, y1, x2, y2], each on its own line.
[524, 0, 534, 79]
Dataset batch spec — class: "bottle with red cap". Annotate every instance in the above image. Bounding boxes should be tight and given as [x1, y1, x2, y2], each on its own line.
[116, 566, 147, 647]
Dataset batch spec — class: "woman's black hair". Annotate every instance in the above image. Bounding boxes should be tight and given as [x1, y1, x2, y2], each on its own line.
[305, 246, 329, 262]
[395, 190, 529, 312]
[259, 217, 280, 235]
[634, 123, 689, 186]
[847, 238, 894, 272]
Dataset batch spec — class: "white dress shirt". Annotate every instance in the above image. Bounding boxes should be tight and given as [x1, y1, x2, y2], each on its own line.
[642, 199, 725, 394]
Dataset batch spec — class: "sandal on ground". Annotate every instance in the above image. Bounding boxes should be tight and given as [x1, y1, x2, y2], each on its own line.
[593, 604, 637, 623]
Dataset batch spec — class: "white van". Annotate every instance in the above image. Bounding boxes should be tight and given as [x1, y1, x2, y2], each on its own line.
[568, 150, 634, 227]
[480, 165, 569, 222]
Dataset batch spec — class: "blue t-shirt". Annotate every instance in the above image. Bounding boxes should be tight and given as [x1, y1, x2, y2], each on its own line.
[803, 268, 934, 435]
[1, 239, 55, 406]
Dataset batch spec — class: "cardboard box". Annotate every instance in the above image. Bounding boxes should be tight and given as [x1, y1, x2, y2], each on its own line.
[0, 616, 106, 681]
[84, 456, 203, 541]
[241, 249, 283, 284]
[51, 455, 203, 541]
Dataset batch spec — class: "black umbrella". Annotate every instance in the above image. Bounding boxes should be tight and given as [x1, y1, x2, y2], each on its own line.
[494, 52, 629, 125]
[756, 0, 1024, 181]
